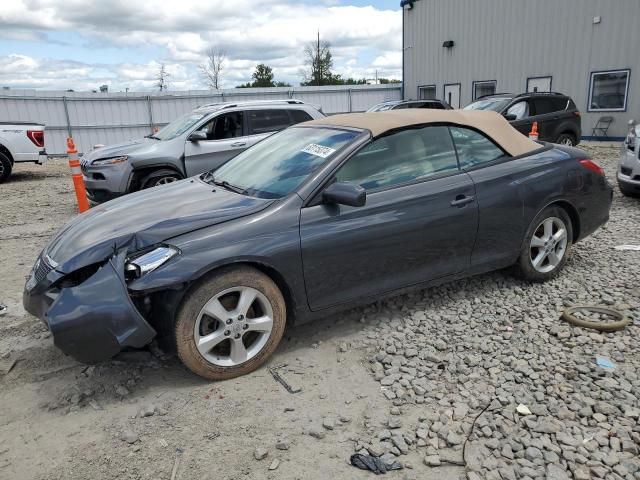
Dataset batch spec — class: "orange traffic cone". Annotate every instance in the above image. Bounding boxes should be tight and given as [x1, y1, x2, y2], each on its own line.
[67, 138, 90, 213]
[529, 122, 539, 141]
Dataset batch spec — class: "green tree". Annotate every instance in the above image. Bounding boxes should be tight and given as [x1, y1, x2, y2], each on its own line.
[300, 33, 334, 86]
[252, 64, 275, 87]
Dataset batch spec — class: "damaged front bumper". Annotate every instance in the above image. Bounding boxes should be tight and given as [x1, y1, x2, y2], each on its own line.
[23, 250, 156, 364]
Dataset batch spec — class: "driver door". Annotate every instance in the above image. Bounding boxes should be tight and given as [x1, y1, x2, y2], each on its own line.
[184, 111, 248, 176]
[299, 126, 478, 310]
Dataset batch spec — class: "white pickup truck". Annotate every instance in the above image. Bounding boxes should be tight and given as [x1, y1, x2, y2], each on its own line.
[0, 122, 46, 183]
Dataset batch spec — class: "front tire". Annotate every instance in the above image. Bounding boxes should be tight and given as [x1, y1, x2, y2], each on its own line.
[514, 206, 573, 282]
[0, 152, 13, 183]
[175, 266, 286, 380]
[141, 169, 182, 189]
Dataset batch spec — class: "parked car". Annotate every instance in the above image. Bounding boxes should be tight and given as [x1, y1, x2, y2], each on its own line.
[24, 110, 612, 380]
[618, 121, 640, 196]
[367, 99, 452, 112]
[81, 100, 324, 203]
[0, 122, 46, 183]
[464, 92, 582, 145]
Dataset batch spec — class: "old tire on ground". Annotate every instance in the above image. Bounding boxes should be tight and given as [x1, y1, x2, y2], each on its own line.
[514, 205, 573, 282]
[141, 169, 182, 189]
[618, 181, 640, 198]
[0, 152, 13, 183]
[562, 306, 632, 332]
[555, 133, 577, 146]
[175, 266, 286, 380]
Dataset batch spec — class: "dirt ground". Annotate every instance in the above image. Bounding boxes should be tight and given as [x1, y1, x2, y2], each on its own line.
[0, 144, 637, 480]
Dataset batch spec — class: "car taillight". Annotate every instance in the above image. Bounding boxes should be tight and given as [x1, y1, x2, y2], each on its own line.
[579, 159, 605, 177]
[27, 130, 44, 148]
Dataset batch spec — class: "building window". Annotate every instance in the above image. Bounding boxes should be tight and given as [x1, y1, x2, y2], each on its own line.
[527, 76, 552, 93]
[472, 81, 497, 100]
[418, 85, 436, 100]
[588, 69, 630, 111]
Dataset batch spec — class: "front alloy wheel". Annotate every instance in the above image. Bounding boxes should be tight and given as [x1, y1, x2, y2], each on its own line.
[175, 266, 286, 380]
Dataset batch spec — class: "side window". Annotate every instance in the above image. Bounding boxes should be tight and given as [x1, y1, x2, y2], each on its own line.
[450, 127, 507, 169]
[506, 101, 529, 120]
[532, 98, 557, 115]
[426, 102, 445, 110]
[198, 112, 244, 140]
[551, 97, 569, 112]
[248, 109, 292, 135]
[392, 103, 409, 109]
[289, 109, 313, 124]
[335, 126, 459, 191]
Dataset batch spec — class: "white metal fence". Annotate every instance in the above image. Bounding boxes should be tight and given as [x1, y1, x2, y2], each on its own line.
[0, 85, 402, 155]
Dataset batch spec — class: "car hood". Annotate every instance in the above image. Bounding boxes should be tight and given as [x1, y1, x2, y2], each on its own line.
[46, 178, 273, 273]
[83, 137, 165, 162]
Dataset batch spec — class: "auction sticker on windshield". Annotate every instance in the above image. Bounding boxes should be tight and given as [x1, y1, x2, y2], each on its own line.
[301, 144, 336, 158]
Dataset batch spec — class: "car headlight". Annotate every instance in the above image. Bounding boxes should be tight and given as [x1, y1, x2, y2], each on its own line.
[125, 246, 179, 280]
[92, 155, 128, 166]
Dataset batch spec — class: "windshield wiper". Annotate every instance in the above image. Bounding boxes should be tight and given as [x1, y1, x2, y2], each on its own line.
[145, 134, 161, 140]
[214, 179, 247, 195]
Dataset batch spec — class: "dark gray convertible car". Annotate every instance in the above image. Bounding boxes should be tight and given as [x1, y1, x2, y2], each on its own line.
[23, 110, 612, 380]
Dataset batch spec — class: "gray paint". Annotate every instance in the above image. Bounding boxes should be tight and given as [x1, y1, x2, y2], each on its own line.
[402, 0, 640, 138]
[23, 122, 612, 364]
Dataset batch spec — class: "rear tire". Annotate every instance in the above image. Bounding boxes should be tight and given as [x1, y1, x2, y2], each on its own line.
[618, 181, 640, 197]
[175, 266, 286, 380]
[0, 152, 13, 183]
[555, 133, 576, 146]
[514, 206, 573, 282]
[141, 169, 182, 189]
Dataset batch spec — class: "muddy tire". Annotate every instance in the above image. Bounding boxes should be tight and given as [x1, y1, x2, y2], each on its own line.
[0, 152, 13, 183]
[175, 266, 286, 380]
[514, 205, 573, 282]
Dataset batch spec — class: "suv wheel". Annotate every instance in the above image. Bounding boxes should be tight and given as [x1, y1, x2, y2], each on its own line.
[0, 152, 13, 183]
[175, 266, 287, 380]
[141, 169, 182, 189]
[555, 133, 576, 146]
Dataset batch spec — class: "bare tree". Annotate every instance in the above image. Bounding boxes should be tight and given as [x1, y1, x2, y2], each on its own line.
[156, 63, 170, 91]
[200, 47, 226, 90]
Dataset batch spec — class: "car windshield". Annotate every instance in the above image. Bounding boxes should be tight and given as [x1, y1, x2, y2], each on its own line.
[464, 98, 512, 112]
[208, 126, 361, 199]
[154, 112, 208, 141]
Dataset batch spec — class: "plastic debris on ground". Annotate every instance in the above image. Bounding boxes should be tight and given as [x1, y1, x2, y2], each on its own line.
[350, 454, 403, 475]
[614, 245, 640, 251]
[595, 356, 616, 370]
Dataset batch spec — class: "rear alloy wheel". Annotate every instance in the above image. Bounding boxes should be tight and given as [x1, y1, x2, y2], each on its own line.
[555, 133, 576, 146]
[141, 169, 182, 189]
[0, 152, 13, 183]
[515, 206, 573, 282]
[175, 266, 286, 380]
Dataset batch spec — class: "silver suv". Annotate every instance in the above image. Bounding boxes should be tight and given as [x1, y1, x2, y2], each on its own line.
[81, 100, 324, 203]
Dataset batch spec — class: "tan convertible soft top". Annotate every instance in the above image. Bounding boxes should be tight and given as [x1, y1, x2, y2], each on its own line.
[304, 109, 540, 157]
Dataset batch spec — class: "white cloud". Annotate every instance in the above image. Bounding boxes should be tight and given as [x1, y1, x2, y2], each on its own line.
[0, 1, 402, 91]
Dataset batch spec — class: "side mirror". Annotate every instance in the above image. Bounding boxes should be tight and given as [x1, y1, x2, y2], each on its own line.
[323, 182, 366, 207]
[188, 130, 208, 142]
[504, 113, 517, 121]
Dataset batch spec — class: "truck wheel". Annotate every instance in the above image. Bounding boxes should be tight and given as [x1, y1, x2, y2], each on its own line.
[514, 205, 573, 282]
[0, 152, 12, 183]
[141, 169, 182, 189]
[555, 133, 576, 146]
[174, 266, 287, 380]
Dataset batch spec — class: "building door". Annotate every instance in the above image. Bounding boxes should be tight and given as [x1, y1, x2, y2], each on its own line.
[527, 76, 552, 93]
[444, 84, 461, 108]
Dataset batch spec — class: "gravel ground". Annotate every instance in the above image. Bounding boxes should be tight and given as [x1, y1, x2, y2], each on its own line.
[0, 143, 638, 480]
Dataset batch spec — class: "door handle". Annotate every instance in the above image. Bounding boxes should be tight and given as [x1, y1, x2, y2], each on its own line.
[450, 195, 475, 207]
[230, 141, 246, 147]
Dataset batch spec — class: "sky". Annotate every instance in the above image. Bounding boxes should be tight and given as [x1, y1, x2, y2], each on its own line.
[0, 0, 402, 92]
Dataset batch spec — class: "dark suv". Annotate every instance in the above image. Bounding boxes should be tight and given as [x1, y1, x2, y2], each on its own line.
[464, 92, 582, 145]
